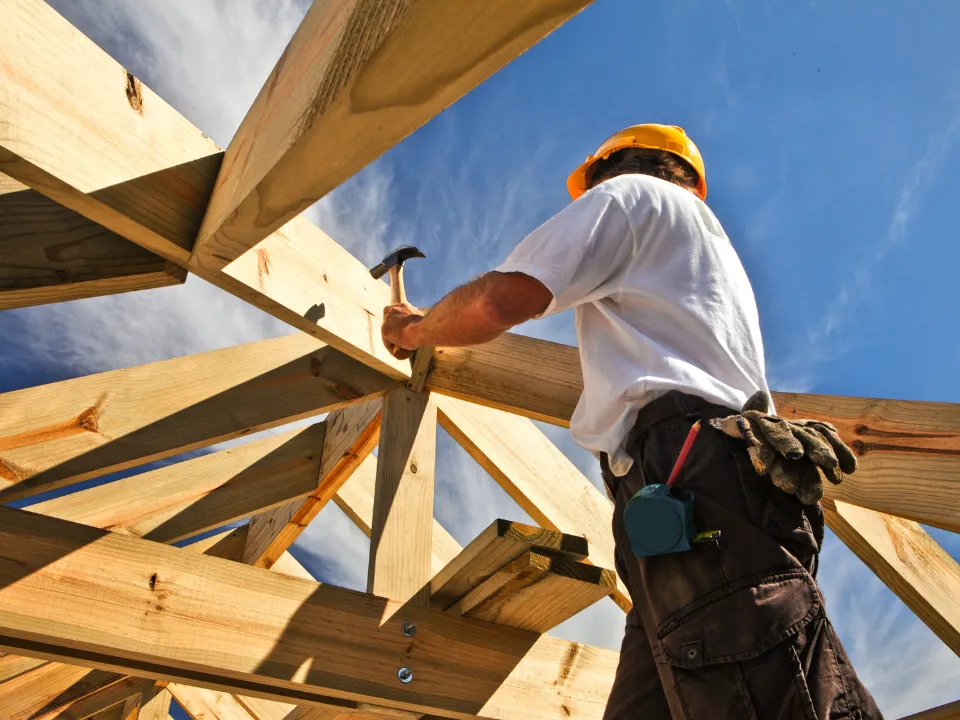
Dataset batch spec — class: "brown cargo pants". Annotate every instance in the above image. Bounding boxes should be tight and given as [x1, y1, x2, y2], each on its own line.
[600, 391, 882, 720]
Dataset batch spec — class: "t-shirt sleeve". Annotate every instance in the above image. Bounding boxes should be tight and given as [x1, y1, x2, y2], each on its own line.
[494, 190, 632, 316]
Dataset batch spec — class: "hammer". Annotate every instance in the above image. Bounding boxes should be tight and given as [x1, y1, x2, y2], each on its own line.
[368, 245, 426, 305]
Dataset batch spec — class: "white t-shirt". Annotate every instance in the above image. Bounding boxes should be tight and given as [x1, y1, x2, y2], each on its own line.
[495, 173, 771, 476]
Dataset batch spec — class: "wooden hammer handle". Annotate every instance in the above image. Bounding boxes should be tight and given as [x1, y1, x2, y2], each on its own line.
[387, 265, 406, 305]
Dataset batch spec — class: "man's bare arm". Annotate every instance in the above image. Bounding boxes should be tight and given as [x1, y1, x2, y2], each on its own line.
[381, 271, 552, 358]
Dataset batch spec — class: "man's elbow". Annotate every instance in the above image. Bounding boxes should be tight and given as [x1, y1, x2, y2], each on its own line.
[479, 273, 553, 331]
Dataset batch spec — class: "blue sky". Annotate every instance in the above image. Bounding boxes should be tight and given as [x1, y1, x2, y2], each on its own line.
[4, 1, 959, 716]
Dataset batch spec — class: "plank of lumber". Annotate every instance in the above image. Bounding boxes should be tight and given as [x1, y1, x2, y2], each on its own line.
[41, 676, 157, 720]
[192, 0, 594, 270]
[0, 506, 617, 720]
[429, 519, 588, 611]
[0, 175, 185, 310]
[140, 687, 174, 720]
[777, 393, 960, 533]
[368, 388, 436, 605]
[0, 0, 405, 378]
[0, 662, 122, 720]
[898, 700, 960, 720]
[243, 400, 383, 569]
[429, 337, 960, 532]
[0, 333, 395, 502]
[822, 499, 960, 654]
[168, 685, 257, 720]
[29, 423, 327, 544]
[334, 454, 461, 577]
[434, 395, 629, 612]
[234, 694, 300, 720]
[448, 550, 616, 633]
[0, 651, 46, 683]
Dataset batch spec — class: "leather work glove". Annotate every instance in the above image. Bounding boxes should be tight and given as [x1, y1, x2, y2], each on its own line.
[709, 391, 858, 505]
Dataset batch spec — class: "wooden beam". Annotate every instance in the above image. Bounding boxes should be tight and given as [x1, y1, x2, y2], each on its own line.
[429, 338, 960, 532]
[0, 334, 395, 502]
[168, 685, 257, 720]
[448, 550, 615, 633]
[898, 700, 960, 720]
[435, 395, 629, 612]
[29, 423, 327, 545]
[0, 506, 617, 720]
[777, 393, 960, 533]
[192, 0, 593, 270]
[822, 499, 960, 654]
[40, 676, 157, 720]
[429, 519, 588, 612]
[0, 650, 46, 683]
[140, 687, 174, 720]
[368, 388, 436, 605]
[335, 454, 462, 577]
[0, 175, 185, 310]
[243, 400, 383, 569]
[0, 662, 122, 720]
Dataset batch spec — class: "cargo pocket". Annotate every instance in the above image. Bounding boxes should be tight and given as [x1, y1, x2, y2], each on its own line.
[656, 570, 821, 719]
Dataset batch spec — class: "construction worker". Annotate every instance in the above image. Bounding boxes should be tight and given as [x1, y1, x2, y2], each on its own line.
[381, 124, 882, 719]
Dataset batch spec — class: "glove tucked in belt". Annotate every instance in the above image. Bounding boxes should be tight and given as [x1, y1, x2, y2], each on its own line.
[709, 391, 858, 505]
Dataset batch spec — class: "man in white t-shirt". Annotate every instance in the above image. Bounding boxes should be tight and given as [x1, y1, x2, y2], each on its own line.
[381, 124, 880, 719]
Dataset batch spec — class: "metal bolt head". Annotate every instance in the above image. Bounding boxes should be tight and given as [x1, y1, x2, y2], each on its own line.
[398, 667, 413, 683]
[401, 621, 416, 637]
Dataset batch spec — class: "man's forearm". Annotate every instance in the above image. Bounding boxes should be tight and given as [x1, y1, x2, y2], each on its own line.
[404, 271, 552, 348]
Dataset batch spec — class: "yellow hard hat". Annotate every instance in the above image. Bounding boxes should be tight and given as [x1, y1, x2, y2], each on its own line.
[567, 124, 707, 201]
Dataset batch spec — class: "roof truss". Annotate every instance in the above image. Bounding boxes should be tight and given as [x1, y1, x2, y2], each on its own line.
[0, 1, 956, 718]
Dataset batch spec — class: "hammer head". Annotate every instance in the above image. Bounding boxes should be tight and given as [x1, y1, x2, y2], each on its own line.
[368, 245, 426, 280]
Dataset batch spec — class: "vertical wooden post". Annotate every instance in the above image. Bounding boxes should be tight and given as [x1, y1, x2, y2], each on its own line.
[368, 387, 436, 606]
[138, 686, 173, 720]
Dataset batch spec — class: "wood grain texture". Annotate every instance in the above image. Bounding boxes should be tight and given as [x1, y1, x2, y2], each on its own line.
[0, 178, 185, 310]
[334, 455, 462, 576]
[435, 395, 628, 612]
[42, 676, 156, 720]
[0, 651, 46, 683]
[368, 388, 436, 605]
[139, 687, 174, 720]
[243, 399, 383, 569]
[192, 0, 593, 270]
[448, 551, 616, 633]
[0, 334, 395, 502]
[823, 499, 960, 654]
[429, 519, 588, 612]
[0, 506, 617, 720]
[0, 662, 122, 720]
[168, 685, 256, 720]
[426, 335, 582, 427]
[777, 393, 960, 532]
[0, 0, 222, 263]
[429, 336, 960, 531]
[29, 423, 327, 545]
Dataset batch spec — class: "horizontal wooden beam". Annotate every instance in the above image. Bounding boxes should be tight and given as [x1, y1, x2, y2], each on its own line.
[428, 338, 960, 532]
[193, 0, 593, 271]
[0, 175, 185, 310]
[0, 506, 616, 720]
[28, 423, 327, 544]
[448, 550, 615, 633]
[430, 519, 587, 611]
[334, 455, 462, 577]
[243, 399, 383, 569]
[0, 334, 395, 502]
[823, 499, 960, 654]
[435, 395, 628, 612]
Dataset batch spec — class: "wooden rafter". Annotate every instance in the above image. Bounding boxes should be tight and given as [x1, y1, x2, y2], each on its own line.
[192, 0, 594, 271]
[368, 388, 437, 605]
[243, 399, 383, 569]
[0, 174, 185, 310]
[822, 499, 960, 654]
[0, 506, 617, 720]
[0, 334, 394, 502]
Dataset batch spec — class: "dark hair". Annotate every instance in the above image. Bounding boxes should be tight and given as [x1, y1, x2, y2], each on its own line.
[586, 147, 700, 193]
